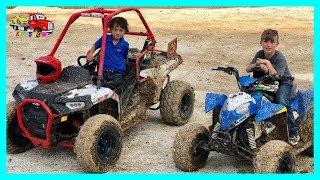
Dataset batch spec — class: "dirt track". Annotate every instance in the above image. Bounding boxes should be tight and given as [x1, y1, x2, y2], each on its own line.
[6, 7, 313, 173]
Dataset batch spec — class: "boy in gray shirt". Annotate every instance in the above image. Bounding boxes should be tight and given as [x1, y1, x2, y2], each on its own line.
[246, 29, 299, 145]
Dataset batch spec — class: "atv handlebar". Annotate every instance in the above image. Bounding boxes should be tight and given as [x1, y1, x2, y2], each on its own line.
[212, 66, 239, 75]
[255, 74, 294, 85]
[213, 66, 242, 91]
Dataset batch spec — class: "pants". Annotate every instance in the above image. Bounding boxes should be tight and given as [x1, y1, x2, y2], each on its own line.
[100, 70, 124, 94]
[276, 83, 298, 138]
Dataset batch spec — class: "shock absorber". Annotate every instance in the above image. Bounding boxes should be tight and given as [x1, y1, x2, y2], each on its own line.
[246, 127, 257, 150]
[211, 122, 220, 138]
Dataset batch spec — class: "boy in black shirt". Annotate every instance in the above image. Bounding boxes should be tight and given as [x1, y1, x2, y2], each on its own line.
[246, 29, 299, 145]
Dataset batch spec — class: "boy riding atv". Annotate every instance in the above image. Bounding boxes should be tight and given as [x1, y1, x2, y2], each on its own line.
[172, 29, 313, 173]
[246, 29, 299, 145]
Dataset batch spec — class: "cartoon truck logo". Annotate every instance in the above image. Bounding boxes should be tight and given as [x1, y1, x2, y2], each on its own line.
[10, 12, 54, 34]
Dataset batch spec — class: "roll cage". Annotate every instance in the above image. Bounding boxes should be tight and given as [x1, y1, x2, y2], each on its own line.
[48, 8, 156, 88]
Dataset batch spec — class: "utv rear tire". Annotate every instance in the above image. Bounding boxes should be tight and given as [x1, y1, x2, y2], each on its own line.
[172, 124, 210, 171]
[160, 80, 195, 126]
[7, 101, 33, 154]
[75, 114, 123, 173]
[254, 140, 295, 173]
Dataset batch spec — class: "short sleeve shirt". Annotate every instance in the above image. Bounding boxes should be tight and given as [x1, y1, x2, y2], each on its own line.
[94, 35, 129, 73]
[251, 50, 293, 84]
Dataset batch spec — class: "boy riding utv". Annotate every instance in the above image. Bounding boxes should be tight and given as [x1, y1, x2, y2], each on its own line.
[7, 8, 195, 173]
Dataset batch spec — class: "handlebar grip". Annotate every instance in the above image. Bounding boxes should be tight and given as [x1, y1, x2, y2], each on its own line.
[278, 75, 295, 81]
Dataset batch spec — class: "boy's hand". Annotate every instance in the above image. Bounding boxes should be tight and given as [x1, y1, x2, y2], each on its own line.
[86, 50, 94, 62]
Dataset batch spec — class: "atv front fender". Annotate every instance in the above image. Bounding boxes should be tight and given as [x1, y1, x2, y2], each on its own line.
[255, 102, 286, 122]
[290, 89, 313, 121]
[205, 93, 227, 113]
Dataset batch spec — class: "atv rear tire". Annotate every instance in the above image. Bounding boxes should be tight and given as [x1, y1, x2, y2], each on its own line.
[160, 80, 194, 126]
[7, 101, 33, 154]
[172, 124, 210, 171]
[74, 114, 123, 173]
[303, 145, 313, 157]
[254, 140, 295, 173]
[299, 108, 313, 157]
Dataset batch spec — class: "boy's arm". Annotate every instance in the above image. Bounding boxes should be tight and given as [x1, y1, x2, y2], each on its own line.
[256, 58, 277, 75]
[246, 62, 257, 73]
[246, 52, 259, 73]
[86, 37, 102, 62]
[86, 45, 96, 62]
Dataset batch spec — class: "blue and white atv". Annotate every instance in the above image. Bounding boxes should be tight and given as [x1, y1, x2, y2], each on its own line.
[172, 66, 313, 173]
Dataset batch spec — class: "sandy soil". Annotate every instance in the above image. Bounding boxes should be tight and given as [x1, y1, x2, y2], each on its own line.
[6, 7, 313, 173]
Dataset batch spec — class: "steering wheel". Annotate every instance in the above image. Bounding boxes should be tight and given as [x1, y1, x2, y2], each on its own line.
[77, 51, 100, 75]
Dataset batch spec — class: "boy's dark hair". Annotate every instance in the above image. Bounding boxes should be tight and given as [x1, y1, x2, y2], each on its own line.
[109, 17, 128, 32]
[261, 29, 279, 43]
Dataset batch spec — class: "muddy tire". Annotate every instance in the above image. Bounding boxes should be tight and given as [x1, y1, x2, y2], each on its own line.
[299, 108, 313, 157]
[7, 101, 33, 154]
[172, 124, 210, 171]
[160, 80, 195, 126]
[74, 114, 123, 173]
[303, 145, 313, 157]
[254, 140, 295, 173]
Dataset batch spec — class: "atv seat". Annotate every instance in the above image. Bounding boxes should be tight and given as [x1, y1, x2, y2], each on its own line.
[262, 82, 298, 103]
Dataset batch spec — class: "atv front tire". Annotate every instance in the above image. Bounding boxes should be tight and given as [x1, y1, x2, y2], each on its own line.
[160, 80, 195, 126]
[172, 124, 210, 171]
[7, 101, 33, 154]
[75, 114, 123, 173]
[254, 140, 295, 173]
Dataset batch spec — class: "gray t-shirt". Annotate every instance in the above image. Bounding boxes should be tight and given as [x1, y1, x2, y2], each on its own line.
[250, 50, 293, 84]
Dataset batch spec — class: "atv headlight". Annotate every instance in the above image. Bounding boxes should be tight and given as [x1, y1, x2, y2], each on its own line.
[66, 102, 85, 110]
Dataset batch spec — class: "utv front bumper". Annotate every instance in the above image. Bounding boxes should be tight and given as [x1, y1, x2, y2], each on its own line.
[16, 98, 56, 149]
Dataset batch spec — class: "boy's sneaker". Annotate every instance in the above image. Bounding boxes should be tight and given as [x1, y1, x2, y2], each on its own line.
[289, 135, 300, 146]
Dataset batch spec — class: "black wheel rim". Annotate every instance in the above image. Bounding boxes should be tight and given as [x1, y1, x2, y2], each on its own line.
[191, 133, 210, 164]
[96, 127, 120, 164]
[278, 151, 295, 173]
[180, 91, 193, 120]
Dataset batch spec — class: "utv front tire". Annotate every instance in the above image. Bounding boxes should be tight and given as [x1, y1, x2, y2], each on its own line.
[254, 140, 295, 173]
[7, 101, 33, 154]
[172, 124, 210, 171]
[160, 80, 195, 126]
[75, 114, 123, 173]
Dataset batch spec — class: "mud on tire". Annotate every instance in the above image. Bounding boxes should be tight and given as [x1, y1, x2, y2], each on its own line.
[254, 140, 295, 173]
[172, 124, 210, 171]
[160, 80, 195, 126]
[299, 108, 313, 157]
[74, 114, 123, 173]
[7, 101, 33, 154]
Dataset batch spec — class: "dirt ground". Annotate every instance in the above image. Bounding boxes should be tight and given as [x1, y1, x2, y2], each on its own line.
[6, 7, 313, 173]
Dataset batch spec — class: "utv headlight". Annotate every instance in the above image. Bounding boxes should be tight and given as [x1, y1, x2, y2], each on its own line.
[66, 102, 85, 110]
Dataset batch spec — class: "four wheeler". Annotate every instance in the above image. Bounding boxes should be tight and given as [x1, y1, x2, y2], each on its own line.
[7, 8, 195, 173]
[172, 66, 313, 173]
